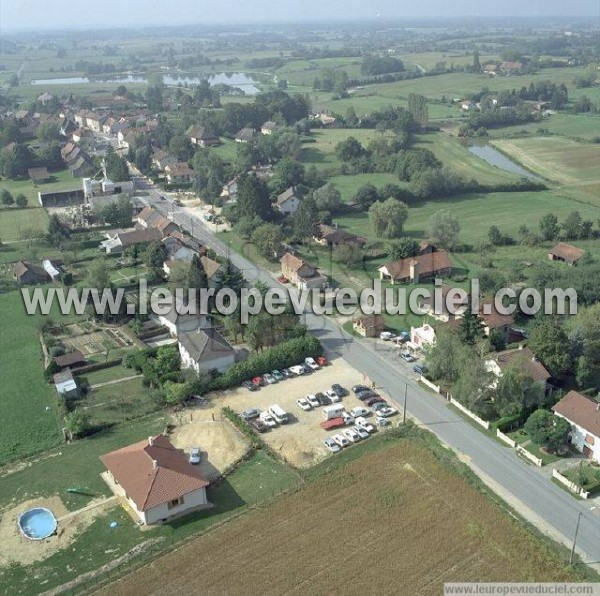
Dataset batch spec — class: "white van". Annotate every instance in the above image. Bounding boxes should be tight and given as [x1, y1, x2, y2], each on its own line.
[322, 404, 345, 421]
[268, 404, 289, 424]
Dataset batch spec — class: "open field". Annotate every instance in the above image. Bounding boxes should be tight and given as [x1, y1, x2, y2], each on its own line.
[327, 172, 405, 202]
[103, 433, 587, 595]
[0, 207, 49, 241]
[492, 138, 600, 186]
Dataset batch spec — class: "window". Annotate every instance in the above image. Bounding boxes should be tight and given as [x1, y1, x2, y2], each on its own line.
[167, 496, 184, 510]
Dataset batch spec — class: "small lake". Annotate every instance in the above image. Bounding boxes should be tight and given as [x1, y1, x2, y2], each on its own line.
[30, 72, 260, 94]
[468, 144, 542, 181]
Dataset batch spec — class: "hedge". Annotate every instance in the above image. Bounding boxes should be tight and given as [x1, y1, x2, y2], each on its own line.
[211, 335, 322, 390]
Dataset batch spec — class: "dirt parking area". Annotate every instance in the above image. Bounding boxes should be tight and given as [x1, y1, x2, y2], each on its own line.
[171, 357, 376, 470]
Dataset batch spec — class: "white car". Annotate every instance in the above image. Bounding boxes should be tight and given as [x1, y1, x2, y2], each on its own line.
[342, 412, 354, 426]
[188, 447, 201, 465]
[296, 397, 312, 411]
[350, 407, 369, 418]
[289, 365, 305, 375]
[376, 416, 391, 427]
[332, 433, 350, 448]
[259, 412, 277, 427]
[305, 357, 320, 371]
[378, 407, 398, 418]
[307, 394, 321, 408]
[263, 373, 277, 384]
[325, 389, 340, 403]
[342, 428, 361, 443]
[324, 438, 342, 453]
[380, 331, 396, 341]
[354, 426, 370, 440]
[400, 352, 416, 363]
[355, 417, 376, 433]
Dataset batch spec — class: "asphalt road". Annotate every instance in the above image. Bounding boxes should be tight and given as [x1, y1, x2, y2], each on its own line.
[136, 178, 600, 570]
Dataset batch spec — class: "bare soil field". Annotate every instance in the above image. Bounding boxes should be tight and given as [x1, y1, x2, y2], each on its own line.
[172, 358, 372, 468]
[103, 439, 582, 596]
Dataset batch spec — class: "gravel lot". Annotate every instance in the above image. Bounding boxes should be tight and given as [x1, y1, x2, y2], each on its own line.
[169, 357, 377, 470]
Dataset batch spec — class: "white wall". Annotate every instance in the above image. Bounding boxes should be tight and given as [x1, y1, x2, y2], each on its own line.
[561, 418, 600, 463]
[179, 342, 235, 374]
[143, 487, 208, 525]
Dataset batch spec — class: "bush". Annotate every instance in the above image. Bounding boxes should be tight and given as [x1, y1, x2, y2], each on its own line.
[48, 345, 66, 358]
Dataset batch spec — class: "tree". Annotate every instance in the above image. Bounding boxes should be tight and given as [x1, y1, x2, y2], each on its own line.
[335, 137, 366, 162]
[562, 211, 584, 240]
[105, 150, 130, 182]
[493, 361, 546, 417]
[458, 304, 484, 345]
[65, 409, 91, 439]
[237, 173, 272, 221]
[47, 213, 70, 246]
[87, 258, 110, 289]
[1, 189, 14, 206]
[251, 223, 282, 258]
[528, 317, 573, 378]
[387, 238, 420, 261]
[187, 254, 208, 294]
[453, 352, 490, 414]
[293, 195, 319, 244]
[312, 183, 341, 213]
[162, 381, 190, 407]
[368, 198, 408, 239]
[524, 409, 570, 453]
[145, 241, 167, 281]
[15, 193, 28, 209]
[334, 243, 363, 266]
[539, 213, 559, 241]
[407, 93, 429, 127]
[354, 184, 380, 211]
[489, 329, 506, 352]
[233, 215, 264, 239]
[168, 135, 193, 162]
[37, 122, 61, 143]
[273, 158, 305, 189]
[219, 259, 245, 297]
[488, 225, 504, 246]
[99, 196, 132, 227]
[472, 50, 481, 72]
[427, 210, 460, 250]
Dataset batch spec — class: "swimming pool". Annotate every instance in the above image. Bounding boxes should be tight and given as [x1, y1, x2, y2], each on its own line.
[18, 508, 58, 540]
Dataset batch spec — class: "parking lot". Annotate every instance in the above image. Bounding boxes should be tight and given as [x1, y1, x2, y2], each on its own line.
[172, 357, 385, 469]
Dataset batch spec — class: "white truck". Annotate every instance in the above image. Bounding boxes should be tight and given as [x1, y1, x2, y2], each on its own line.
[322, 404, 346, 421]
[268, 404, 289, 424]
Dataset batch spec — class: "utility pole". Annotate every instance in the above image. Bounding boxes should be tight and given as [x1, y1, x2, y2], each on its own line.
[569, 511, 582, 566]
[403, 382, 408, 424]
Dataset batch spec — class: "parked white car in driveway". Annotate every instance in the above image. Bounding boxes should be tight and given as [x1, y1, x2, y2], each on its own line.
[332, 433, 350, 448]
[350, 407, 369, 418]
[296, 397, 312, 411]
[289, 365, 306, 375]
[259, 412, 277, 427]
[325, 389, 340, 403]
[305, 357, 320, 371]
[378, 407, 398, 418]
[354, 426, 370, 440]
[342, 428, 361, 443]
[355, 417, 376, 433]
[380, 331, 396, 341]
[324, 438, 341, 453]
[189, 447, 201, 464]
[307, 394, 321, 408]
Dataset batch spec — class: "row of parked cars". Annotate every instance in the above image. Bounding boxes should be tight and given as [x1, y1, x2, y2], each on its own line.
[241, 357, 328, 391]
[296, 383, 347, 411]
[241, 404, 289, 433]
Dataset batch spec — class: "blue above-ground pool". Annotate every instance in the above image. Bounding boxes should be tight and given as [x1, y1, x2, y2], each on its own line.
[18, 507, 58, 540]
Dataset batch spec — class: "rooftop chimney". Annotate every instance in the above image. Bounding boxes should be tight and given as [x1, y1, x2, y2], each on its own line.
[148, 436, 154, 446]
[152, 459, 158, 469]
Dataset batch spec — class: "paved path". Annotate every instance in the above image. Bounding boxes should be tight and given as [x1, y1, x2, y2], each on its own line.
[134, 177, 600, 570]
[90, 375, 142, 390]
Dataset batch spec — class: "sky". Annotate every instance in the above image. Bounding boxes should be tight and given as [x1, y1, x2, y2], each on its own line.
[1, 0, 599, 31]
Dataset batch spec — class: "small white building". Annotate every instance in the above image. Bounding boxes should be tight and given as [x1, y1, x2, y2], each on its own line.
[100, 434, 210, 525]
[275, 186, 302, 215]
[409, 323, 437, 352]
[553, 391, 600, 463]
[178, 328, 236, 374]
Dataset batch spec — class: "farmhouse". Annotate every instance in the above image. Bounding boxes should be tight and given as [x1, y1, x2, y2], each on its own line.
[28, 166, 51, 183]
[280, 252, 327, 290]
[137, 206, 179, 236]
[100, 228, 164, 254]
[479, 303, 514, 342]
[409, 323, 437, 352]
[378, 251, 452, 284]
[275, 186, 302, 215]
[548, 242, 585, 266]
[165, 162, 194, 185]
[187, 125, 220, 147]
[178, 328, 236, 374]
[261, 121, 278, 135]
[353, 315, 386, 338]
[485, 346, 551, 391]
[500, 61, 523, 73]
[100, 434, 210, 525]
[53, 350, 86, 370]
[234, 127, 256, 143]
[151, 294, 210, 337]
[313, 224, 366, 248]
[553, 391, 600, 463]
[13, 261, 49, 284]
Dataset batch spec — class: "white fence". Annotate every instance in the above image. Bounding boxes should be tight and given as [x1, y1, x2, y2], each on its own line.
[496, 429, 517, 448]
[449, 397, 491, 430]
[552, 468, 590, 499]
[420, 376, 442, 393]
[516, 444, 543, 467]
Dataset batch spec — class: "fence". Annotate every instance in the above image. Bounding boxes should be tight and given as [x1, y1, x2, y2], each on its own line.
[516, 444, 543, 467]
[496, 429, 517, 448]
[449, 397, 491, 430]
[552, 468, 591, 499]
[419, 375, 442, 393]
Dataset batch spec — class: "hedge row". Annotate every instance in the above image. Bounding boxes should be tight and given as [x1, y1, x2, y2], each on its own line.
[211, 335, 322, 391]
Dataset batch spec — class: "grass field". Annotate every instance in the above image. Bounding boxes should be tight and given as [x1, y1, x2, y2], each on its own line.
[0, 207, 49, 241]
[492, 137, 600, 186]
[327, 172, 405, 202]
[102, 431, 589, 595]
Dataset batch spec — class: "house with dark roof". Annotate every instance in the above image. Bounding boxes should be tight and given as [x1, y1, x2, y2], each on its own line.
[261, 121, 278, 135]
[280, 252, 327, 290]
[99, 227, 164, 254]
[275, 186, 302, 215]
[548, 242, 585, 266]
[187, 125, 220, 147]
[313, 224, 366, 249]
[553, 391, 600, 463]
[165, 162, 194, 185]
[378, 251, 452, 284]
[100, 434, 210, 525]
[178, 328, 236, 374]
[53, 350, 86, 370]
[353, 315, 386, 338]
[479, 302, 515, 342]
[485, 346, 551, 392]
[234, 127, 255, 143]
[136, 206, 179, 236]
[152, 149, 178, 170]
[13, 261, 50, 284]
[151, 294, 210, 337]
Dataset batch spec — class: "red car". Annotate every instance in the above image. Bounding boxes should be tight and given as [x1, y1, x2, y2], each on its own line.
[316, 356, 328, 367]
[365, 396, 386, 407]
[277, 276, 289, 284]
[252, 376, 264, 387]
[320, 417, 346, 430]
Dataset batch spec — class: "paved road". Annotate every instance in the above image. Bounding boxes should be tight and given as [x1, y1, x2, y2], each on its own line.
[135, 178, 600, 570]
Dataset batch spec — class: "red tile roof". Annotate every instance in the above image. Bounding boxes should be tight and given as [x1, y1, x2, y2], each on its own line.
[380, 250, 452, 281]
[549, 242, 584, 264]
[100, 435, 208, 511]
[493, 347, 550, 383]
[553, 391, 600, 438]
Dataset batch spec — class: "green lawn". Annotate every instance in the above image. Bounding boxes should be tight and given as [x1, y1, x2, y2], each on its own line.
[327, 173, 406, 202]
[0, 207, 49, 242]
[508, 428, 564, 466]
[563, 462, 600, 493]
[80, 364, 138, 386]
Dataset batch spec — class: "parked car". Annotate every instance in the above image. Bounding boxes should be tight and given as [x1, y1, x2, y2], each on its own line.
[316, 356, 328, 367]
[277, 275, 289, 284]
[189, 447, 201, 465]
[324, 437, 342, 453]
[301, 363, 313, 374]
[331, 384, 347, 398]
[393, 331, 410, 344]
[332, 433, 350, 448]
[281, 368, 292, 378]
[271, 370, 284, 382]
[296, 397, 312, 411]
[350, 407, 369, 418]
[352, 384, 370, 395]
[342, 411, 354, 426]
[400, 352, 416, 363]
[250, 419, 269, 433]
[259, 412, 277, 428]
[342, 428, 361, 443]
[288, 365, 305, 375]
[355, 417, 376, 433]
[307, 394, 321, 408]
[356, 390, 377, 401]
[354, 426, 370, 440]
[376, 416, 391, 427]
[316, 392, 331, 406]
[252, 376, 264, 387]
[365, 396, 385, 407]
[380, 331, 396, 341]
[325, 388, 340, 403]
[242, 380, 258, 392]
[378, 407, 398, 418]
[413, 365, 427, 375]
[241, 408, 261, 421]
[263, 373, 277, 384]
[371, 401, 389, 412]
[305, 357, 320, 371]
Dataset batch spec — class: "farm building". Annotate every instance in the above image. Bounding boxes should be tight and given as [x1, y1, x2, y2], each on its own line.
[378, 251, 452, 284]
[13, 261, 50, 284]
[553, 391, 600, 463]
[187, 125, 220, 147]
[100, 434, 210, 525]
[275, 187, 302, 215]
[137, 206, 179, 236]
[280, 252, 327, 290]
[53, 350, 86, 370]
[165, 162, 194, 185]
[313, 224, 366, 249]
[234, 127, 256, 143]
[28, 167, 51, 183]
[548, 242, 585, 266]
[53, 370, 79, 399]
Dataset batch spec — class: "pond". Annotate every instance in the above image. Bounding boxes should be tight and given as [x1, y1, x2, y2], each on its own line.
[468, 144, 542, 181]
[30, 72, 260, 94]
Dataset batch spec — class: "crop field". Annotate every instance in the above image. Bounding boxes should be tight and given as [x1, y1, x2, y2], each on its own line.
[399, 51, 498, 71]
[104, 437, 584, 595]
[492, 138, 600, 185]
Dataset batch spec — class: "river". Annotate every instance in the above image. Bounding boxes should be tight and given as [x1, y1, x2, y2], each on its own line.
[468, 144, 542, 181]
